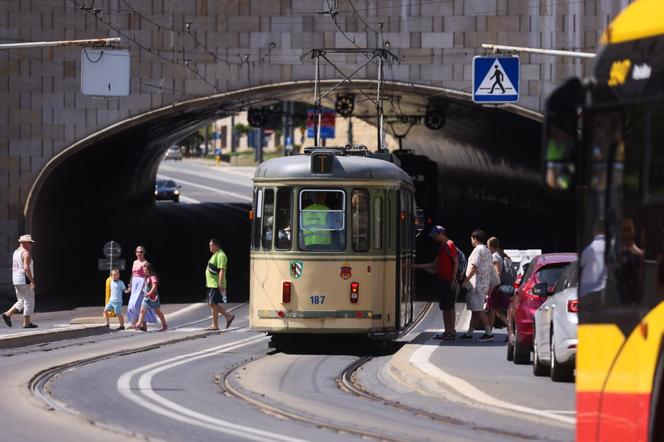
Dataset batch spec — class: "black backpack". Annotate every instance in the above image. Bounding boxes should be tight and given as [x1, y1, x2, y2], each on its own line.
[500, 255, 517, 285]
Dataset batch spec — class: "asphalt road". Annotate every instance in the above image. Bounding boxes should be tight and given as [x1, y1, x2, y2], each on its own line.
[0, 159, 575, 441]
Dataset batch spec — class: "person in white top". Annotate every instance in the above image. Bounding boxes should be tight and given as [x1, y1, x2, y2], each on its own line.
[460, 229, 494, 342]
[3, 234, 38, 328]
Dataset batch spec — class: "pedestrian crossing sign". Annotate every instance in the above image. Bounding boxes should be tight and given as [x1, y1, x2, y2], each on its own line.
[472, 56, 520, 103]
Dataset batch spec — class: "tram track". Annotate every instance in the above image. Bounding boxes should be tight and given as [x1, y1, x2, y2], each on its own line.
[28, 305, 249, 439]
[219, 303, 434, 442]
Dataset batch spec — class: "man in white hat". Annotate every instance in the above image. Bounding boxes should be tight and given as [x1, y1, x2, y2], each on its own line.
[3, 234, 38, 328]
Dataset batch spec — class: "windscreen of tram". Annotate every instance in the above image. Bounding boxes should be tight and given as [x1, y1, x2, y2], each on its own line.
[298, 189, 345, 251]
[579, 104, 664, 317]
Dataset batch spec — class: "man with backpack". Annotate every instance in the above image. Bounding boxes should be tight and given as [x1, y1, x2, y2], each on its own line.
[414, 225, 463, 340]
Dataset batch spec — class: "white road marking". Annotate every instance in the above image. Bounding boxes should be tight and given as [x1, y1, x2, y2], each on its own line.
[408, 345, 575, 425]
[179, 195, 200, 204]
[117, 335, 305, 442]
[158, 173, 252, 202]
[159, 164, 254, 188]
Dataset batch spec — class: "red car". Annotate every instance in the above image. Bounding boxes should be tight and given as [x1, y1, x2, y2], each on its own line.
[506, 253, 576, 364]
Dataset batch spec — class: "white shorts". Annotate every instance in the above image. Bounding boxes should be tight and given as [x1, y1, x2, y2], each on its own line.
[466, 288, 486, 312]
[13, 284, 35, 316]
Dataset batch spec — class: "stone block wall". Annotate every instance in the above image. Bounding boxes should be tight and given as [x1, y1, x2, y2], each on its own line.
[0, 0, 627, 295]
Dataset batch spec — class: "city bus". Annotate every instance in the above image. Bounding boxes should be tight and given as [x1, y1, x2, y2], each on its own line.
[542, 0, 664, 439]
[249, 145, 417, 349]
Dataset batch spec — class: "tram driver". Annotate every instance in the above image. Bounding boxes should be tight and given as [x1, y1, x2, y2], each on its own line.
[301, 192, 332, 249]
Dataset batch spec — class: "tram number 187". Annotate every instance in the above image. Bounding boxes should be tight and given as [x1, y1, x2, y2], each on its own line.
[310, 295, 326, 305]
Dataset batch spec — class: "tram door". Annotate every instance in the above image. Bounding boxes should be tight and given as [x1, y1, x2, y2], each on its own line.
[396, 189, 414, 329]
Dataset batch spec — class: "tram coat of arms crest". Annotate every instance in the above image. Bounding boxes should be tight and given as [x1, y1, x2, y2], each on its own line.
[290, 261, 303, 279]
[340, 263, 352, 280]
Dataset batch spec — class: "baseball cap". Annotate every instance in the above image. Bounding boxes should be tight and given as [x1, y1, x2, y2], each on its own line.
[428, 226, 446, 238]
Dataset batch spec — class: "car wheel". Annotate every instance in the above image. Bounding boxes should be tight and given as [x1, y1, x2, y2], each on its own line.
[532, 329, 550, 376]
[550, 329, 574, 382]
[513, 325, 530, 365]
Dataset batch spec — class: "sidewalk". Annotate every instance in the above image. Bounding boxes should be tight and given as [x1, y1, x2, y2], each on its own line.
[0, 304, 193, 350]
[386, 302, 576, 431]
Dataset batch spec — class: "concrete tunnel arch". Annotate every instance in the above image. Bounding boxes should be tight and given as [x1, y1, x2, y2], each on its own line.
[24, 80, 564, 308]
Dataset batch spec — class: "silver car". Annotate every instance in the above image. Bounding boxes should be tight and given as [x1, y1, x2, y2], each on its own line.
[164, 145, 183, 161]
[533, 261, 578, 382]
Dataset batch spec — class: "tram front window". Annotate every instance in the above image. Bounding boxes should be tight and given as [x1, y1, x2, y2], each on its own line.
[299, 189, 345, 251]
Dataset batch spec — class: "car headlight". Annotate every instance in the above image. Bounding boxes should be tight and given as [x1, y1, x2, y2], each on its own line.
[155, 191, 158, 195]
[174, 190, 180, 195]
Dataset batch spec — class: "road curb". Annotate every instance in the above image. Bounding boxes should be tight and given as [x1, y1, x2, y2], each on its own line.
[0, 325, 112, 350]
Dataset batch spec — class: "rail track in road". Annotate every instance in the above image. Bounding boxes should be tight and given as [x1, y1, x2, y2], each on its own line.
[220, 303, 436, 442]
[222, 301, 534, 442]
[28, 305, 249, 438]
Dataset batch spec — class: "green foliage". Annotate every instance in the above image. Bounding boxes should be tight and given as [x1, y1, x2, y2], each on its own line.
[234, 123, 250, 136]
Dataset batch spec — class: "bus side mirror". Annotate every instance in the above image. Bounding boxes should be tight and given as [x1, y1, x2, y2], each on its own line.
[542, 78, 584, 192]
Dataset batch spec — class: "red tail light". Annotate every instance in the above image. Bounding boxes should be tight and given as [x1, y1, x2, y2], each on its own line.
[567, 299, 579, 313]
[513, 281, 520, 289]
[282, 282, 291, 303]
[350, 282, 359, 303]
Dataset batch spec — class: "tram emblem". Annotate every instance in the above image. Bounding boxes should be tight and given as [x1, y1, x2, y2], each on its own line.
[340, 263, 352, 280]
[290, 261, 303, 279]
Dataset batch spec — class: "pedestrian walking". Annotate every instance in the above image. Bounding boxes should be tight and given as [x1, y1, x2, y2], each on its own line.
[413, 226, 459, 340]
[103, 268, 129, 330]
[131, 262, 168, 332]
[460, 230, 494, 342]
[126, 246, 156, 330]
[206, 238, 234, 330]
[3, 234, 38, 328]
[486, 237, 514, 334]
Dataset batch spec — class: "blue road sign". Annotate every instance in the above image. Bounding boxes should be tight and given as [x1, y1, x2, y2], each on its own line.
[472, 56, 519, 103]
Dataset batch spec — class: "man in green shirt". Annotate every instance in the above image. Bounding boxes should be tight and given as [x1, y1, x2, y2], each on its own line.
[302, 192, 331, 248]
[206, 238, 234, 330]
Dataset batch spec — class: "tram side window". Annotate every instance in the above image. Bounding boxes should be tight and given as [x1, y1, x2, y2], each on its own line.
[374, 196, 383, 249]
[275, 188, 292, 250]
[351, 189, 370, 252]
[298, 189, 345, 251]
[261, 189, 275, 250]
[252, 189, 263, 250]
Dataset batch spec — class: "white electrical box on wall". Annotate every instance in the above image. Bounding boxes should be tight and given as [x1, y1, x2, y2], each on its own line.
[81, 48, 130, 96]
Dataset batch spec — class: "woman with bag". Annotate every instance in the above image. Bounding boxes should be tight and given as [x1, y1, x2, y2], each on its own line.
[487, 237, 513, 335]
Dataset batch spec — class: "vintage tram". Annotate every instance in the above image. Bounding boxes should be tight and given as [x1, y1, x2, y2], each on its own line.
[249, 145, 417, 345]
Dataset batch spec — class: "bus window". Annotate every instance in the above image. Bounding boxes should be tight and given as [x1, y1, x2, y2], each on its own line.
[351, 189, 369, 252]
[252, 189, 263, 250]
[261, 189, 275, 250]
[298, 189, 346, 251]
[374, 195, 383, 249]
[275, 187, 292, 251]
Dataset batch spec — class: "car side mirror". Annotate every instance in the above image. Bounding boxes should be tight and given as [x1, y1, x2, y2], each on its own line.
[532, 283, 549, 297]
[177, 185, 182, 189]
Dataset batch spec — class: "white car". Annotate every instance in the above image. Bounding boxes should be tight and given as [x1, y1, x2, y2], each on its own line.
[533, 261, 578, 382]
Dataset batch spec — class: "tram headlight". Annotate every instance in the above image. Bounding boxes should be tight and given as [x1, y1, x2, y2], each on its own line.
[282, 281, 292, 303]
[350, 282, 359, 303]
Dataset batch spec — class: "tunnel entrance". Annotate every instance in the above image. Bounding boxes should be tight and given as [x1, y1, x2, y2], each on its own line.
[25, 81, 572, 309]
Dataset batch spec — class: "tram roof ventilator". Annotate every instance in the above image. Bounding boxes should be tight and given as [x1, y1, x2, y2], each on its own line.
[305, 144, 401, 174]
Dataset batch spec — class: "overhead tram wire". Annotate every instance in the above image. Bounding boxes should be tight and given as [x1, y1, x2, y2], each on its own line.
[348, 0, 379, 34]
[66, 0, 221, 94]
